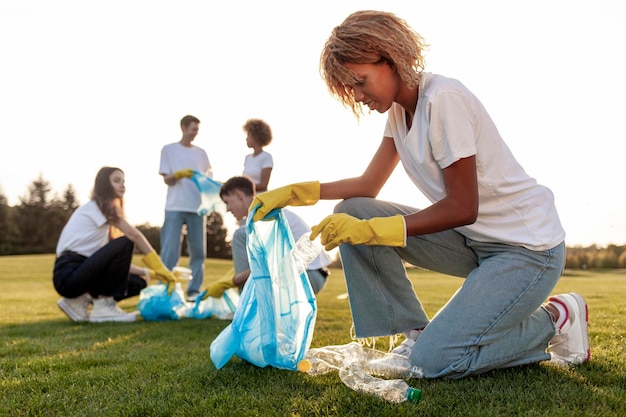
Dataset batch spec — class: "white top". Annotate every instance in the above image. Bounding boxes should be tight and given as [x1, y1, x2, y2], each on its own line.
[384, 72, 565, 250]
[243, 151, 273, 186]
[56, 200, 109, 257]
[284, 209, 331, 270]
[159, 142, 212, 212]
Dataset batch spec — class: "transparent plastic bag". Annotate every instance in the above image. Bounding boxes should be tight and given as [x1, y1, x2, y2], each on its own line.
[189, 171, 225, 216]
[185, 288, 239, 320]
[137, 283, 186, 321]
[210, 208, 317, 370]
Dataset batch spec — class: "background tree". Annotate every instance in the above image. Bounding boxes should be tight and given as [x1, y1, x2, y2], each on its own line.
[137, 223, 161, 253]
[3, 176, 625, 268]
[14, 176, 79, 254]
[0, 192, 17, 255]
[206, 211, 231, 259]
[14, 175, 53, 253]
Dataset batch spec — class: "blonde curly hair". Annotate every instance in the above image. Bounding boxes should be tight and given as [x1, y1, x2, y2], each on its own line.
[320, 10, 429, 118]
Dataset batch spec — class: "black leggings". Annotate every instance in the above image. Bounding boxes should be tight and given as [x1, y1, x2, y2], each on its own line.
[53, 236, 146, 300]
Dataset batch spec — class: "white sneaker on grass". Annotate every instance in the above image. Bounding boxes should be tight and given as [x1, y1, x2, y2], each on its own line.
[57, 293, 92, 322]
[547, 292, 590, 366]
[391, 329, 422, 357]
[89, 297, 137, 323]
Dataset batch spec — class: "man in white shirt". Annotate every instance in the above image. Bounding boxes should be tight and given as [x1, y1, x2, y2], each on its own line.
[159, 115, 212, 301]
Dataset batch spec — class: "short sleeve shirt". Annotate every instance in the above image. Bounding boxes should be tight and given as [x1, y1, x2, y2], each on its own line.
[160, 142, 212, 212]
[55, 200, 109, 257]
[384, 73, 565, 250]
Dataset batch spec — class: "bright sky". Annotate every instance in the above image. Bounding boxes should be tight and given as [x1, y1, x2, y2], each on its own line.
[1, 0, 624, 248]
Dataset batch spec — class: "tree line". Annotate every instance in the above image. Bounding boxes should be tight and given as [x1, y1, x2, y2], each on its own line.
[1, 176, 625, 269]
[0, 175, 231, 258]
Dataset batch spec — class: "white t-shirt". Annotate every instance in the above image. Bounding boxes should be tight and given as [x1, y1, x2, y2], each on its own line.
[160, 142, 212, 212]
[384, 72, 565, 250]
[56, 200, 109, 257]
[243, 151, 273, 186]
[284, 209, 331, 270]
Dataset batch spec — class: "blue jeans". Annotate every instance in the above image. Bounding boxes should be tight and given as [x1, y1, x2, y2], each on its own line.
[335, 198, 565, 379]
[160, 211, 206, 295]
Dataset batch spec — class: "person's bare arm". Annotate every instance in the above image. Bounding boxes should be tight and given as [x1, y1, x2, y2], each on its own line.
[161, 173, 177, 186]
[109, 217, 154, 255]
[404, 155, 479, 236]
[256, 167, 273, 192]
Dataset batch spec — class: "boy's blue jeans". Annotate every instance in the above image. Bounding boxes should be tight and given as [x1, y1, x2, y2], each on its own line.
[160, 210, 206, 295]
[335, 197, 565, 379]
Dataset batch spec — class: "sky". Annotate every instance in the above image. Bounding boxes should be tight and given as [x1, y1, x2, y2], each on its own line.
[1, 0, 625, 248]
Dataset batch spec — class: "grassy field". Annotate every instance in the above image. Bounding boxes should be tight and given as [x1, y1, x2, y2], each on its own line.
[1, 255, 625, 417]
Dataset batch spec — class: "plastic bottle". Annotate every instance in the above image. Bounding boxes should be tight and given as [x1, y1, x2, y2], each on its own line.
[323, 342, 388, 363]
[174, 283, 189, 318]
[338, 364, 422, 404]
[297, 357, 340, 376]
[292, 232, 323, 274]
[173, 266, 192, 281]
[365, 352, 424, 379]
[300, 342, 390, 372]
[174, 282, 185, 301]
[299, 346, 349, 372]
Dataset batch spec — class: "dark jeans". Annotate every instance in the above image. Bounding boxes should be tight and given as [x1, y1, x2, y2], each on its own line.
[53, 236, 146, 300]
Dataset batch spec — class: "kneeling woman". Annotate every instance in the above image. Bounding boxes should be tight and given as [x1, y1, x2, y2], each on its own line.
[53, 166, 176, 323]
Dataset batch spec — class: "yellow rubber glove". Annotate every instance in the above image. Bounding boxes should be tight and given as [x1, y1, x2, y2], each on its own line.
[202, 274, 236, 299]
[173, 169, 195, 179]
[142, 251, 176, 295]
[250, 181, 320, 222]
[310, 213, 406, 251]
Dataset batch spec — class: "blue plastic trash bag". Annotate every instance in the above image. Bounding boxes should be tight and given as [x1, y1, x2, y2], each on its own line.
[185, 288, 239, 320]
[137, 283, 186, 321]
[189, 171, 225, 216]
[210, 207, 317, 370]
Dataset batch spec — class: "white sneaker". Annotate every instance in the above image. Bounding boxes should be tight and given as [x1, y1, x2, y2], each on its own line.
[547, 292, 590, 365]
[89, 297, 137, 323]
[57, 293, 92, 322]
[391, 329, 422, 357]
[186, 291, 201, 302]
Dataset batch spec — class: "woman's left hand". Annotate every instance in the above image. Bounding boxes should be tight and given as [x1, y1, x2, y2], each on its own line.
[311, 213, 406, 250]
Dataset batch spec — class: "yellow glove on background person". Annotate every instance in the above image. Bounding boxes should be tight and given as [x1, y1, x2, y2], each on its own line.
[310, 213, 406, 251]
[250, 181, 320, 222]
[203, 274, 236, 299]
[173, 169, 195, 179]
[142, 251, 177, 295]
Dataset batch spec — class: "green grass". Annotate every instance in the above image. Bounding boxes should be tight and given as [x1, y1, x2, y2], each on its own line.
[1, 255, 625, 417]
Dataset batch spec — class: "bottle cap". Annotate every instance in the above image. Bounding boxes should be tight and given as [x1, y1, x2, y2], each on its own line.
[405, 387, 422, 403]
[297, 359, 312, 373]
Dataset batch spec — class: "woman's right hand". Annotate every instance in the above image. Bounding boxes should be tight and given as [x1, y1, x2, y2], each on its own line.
[250, 181, 320, 221]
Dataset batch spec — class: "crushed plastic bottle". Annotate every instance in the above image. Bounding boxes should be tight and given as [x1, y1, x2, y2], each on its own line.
[292, 232, 323, 274]
[301, 342, 384, 370]
[297, 343, 363, 376]
[365, 352, 424, 379]
[299, 342, 389, 376]
[339, 363, 422, 404]
[297, 357, 339, 376]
